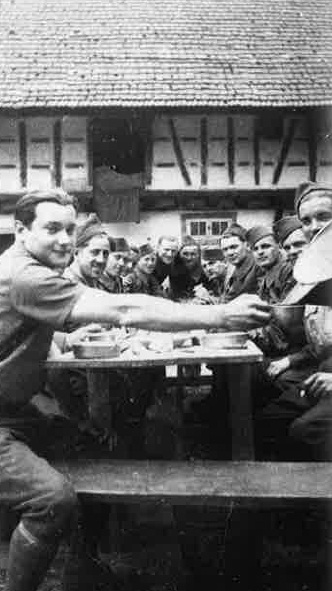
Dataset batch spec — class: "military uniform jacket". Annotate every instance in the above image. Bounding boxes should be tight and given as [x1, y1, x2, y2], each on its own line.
[99, 273, 124, 294]
[123, 268, 164, 297]
[222, 252, 260, 302]
[259, 258, 295, 304]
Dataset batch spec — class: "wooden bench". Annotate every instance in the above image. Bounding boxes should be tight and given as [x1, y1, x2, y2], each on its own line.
[53, 459, 332, 507]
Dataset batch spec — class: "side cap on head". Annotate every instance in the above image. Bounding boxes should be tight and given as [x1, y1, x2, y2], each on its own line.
[137, 243, 155, 259]
[294, 181, 332, 214]
[110, 237, 130, 253]
[222, 223, 247, 242]
[201, 247, 224, 261]
[76, 213, 107, 248]
[246, 225, 274, 248]
[273, 215, 303, 244]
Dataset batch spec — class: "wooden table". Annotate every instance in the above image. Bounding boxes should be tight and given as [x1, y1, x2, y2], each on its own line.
[46, 340, 263, 460]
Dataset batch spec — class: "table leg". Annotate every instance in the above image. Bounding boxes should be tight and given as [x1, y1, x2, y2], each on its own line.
[226, 363, 255, 460]
[86, 369, 118, 451]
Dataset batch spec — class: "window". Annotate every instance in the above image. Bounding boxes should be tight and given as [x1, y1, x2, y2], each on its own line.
[182, 212, 236, 245]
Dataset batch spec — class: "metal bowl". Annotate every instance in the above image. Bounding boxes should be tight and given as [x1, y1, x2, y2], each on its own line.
[200, 331, 248, 350]
[72, 342, 121, 359]
[84, 331, 116, 343]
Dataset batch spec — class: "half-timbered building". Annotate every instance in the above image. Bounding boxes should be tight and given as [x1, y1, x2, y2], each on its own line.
[0, 0, 331, 248]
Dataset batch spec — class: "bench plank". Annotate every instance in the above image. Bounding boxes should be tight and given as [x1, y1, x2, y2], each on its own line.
[54, 460, 332, 505]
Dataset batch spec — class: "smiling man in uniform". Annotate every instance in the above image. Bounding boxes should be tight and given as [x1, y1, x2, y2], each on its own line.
[0, 189, 271, 591]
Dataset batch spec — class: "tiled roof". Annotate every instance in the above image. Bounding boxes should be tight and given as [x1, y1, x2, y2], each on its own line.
[0, 0, 331, 108]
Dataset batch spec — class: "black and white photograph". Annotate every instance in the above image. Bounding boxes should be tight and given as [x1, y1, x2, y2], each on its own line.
[0, 0, 331, 589]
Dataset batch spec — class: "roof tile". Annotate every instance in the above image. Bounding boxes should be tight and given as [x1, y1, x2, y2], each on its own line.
[0, 0, 331, 108]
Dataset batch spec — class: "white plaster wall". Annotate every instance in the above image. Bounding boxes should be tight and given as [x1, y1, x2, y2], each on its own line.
[104, 211, 182, 245]
[103, 209, 275, 245]
[237, 209, 275, 230]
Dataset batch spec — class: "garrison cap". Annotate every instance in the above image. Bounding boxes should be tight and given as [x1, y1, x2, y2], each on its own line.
[222, 223, 247, 242]
[137, 243, 155, 259]
[273, 215, 303, 245]
[110, 237, 130, 253]
[294, 181, 332, 214]
[201, 247, 224, 261]
[246, 225, 274, 248]
[76, 213, 108, 248]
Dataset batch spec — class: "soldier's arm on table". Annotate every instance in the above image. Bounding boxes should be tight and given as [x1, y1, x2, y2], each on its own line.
[68, 289, 271, 332]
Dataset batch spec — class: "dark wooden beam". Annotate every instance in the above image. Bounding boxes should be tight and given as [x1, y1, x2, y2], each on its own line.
[200, 116, 208, 186]
[273, 118, 297, 185]
[144, 117, 153, 187]
[253, 117, 260, 186]
[168, 118, 191, 186]
[18, 121, 27, 188]
[86, 118, 93, 188]
[53, 119, 62, 187]
[307, 114, 317, 182]
[227, 117, 235, 184]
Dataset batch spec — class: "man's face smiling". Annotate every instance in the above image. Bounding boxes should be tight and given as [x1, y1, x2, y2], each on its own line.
[76, 235, 110, 280]
[158, 240, 178, 265]
[18, 201, 77, 270]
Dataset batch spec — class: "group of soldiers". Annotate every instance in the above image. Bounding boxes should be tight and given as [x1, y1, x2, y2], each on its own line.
[60, 180, 332, 462]
[0, 180, 331, 591]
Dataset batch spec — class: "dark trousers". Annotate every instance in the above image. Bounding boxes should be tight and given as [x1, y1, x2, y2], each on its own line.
[256, 365, 332, 461]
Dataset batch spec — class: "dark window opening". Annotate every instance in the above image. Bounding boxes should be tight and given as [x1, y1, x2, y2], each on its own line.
[92, 118, 146, 174]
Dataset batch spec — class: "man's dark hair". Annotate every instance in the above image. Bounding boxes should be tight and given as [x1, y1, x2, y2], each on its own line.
[15, 189, 78, 228]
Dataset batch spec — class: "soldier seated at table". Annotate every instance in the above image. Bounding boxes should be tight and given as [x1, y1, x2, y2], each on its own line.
[274, 215, 307, 268]
[49, 216, 129, 452]
[47, 215, 111, 430]
[218, 223, 260, 302]
[100, 236, 131, 293]
[123, 242, 183, 457]
[248, 220, 307, 364]
[190, 246, 227, 304]
[246, 224, 295, 304]
[256, 216, 309, 382]
[153, 234, 179, 295]
[256, 182, 332, 460]
[123, 242, 164, 297]
[169, 235, 211, 302]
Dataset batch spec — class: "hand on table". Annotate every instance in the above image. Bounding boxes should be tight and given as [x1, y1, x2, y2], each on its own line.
[266, 357, 291, 380]
[301, 372, 332, 400]
[223, 294, 271, 331]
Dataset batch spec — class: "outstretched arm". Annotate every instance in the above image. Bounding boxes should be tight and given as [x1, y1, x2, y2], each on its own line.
[69, 290, 271, 332]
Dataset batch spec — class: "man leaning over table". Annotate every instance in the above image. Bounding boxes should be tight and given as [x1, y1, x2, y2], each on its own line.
[0, 189, 270, 591]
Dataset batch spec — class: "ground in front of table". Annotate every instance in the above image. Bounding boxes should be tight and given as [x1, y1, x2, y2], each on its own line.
[0, 505, 328, 591]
